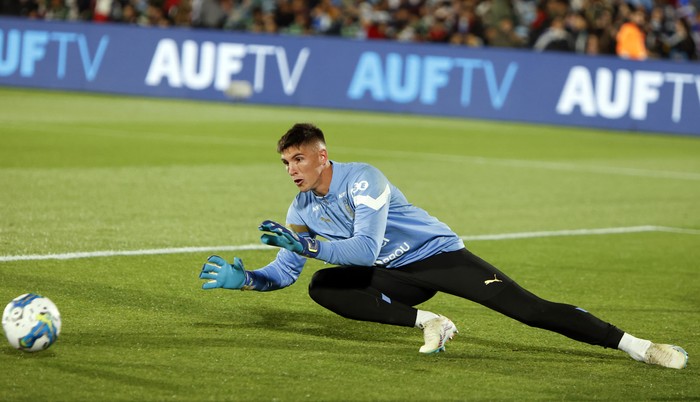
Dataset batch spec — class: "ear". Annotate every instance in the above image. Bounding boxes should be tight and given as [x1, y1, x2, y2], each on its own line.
[319, 148, 328, 164]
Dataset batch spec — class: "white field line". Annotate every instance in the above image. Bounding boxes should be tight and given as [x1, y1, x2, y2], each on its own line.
[1, 225, 698, 263]
[460, 225, 700, 241]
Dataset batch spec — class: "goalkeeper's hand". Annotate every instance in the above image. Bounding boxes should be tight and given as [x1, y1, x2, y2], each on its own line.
[259, 220, 320, 258]
[199, 255, 249, 290]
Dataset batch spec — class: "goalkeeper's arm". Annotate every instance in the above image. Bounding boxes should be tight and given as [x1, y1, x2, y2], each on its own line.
[244, 249, 306, 291]
[199, 250, 305, 292]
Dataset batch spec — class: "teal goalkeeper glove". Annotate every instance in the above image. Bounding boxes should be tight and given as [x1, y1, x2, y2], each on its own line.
[199, 255, 249, 290]
[259, 220, 320, 258]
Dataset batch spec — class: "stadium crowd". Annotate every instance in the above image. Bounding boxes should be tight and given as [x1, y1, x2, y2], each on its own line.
[2, 0, 698, 61]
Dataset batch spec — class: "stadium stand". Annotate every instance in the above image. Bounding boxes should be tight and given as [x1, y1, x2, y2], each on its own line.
[1, 0, 697, 61]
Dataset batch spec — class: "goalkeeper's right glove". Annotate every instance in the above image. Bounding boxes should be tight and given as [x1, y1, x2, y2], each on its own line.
[199, 255, 250, 290]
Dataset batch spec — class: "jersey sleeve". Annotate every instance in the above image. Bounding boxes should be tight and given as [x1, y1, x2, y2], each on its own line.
[246, 203, 308, 291]
[246, 248, 306, 291]
[315, 165, 389, 266]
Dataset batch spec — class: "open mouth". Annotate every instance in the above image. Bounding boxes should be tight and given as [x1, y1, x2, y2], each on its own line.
[293, 179, 303, 186]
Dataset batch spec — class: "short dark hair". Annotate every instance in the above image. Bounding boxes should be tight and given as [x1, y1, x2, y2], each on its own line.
[277, 123, 326, 153]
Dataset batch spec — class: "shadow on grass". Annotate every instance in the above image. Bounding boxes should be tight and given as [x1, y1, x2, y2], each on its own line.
[458, 334, 626, 363]
[199, 305, 406, 338]
[47, 359, 184, 395]
[0, 347, 58, 358]
[191, 305, 627, 365]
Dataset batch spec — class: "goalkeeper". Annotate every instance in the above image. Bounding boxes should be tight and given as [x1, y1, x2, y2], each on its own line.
[199, 123, 687, 369]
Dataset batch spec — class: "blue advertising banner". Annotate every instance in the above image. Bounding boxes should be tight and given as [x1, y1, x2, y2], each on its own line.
[1, 17, 698, 135]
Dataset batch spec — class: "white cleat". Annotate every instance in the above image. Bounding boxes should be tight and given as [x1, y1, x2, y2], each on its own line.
[419, 316, 458, 354]
[643, 343, 688, 369]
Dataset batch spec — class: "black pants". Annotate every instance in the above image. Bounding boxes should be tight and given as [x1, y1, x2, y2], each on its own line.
[308, 248, 624, 348]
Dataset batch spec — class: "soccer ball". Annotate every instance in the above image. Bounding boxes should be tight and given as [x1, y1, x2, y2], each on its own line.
[2, 293, 61, 352]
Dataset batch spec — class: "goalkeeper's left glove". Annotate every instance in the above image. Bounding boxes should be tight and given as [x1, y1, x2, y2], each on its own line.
[259, 219, 320, 258]
[199, 255, 251, 290]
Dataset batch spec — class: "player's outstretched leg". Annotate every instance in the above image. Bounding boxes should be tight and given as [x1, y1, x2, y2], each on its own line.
[481, 280, 689, 369]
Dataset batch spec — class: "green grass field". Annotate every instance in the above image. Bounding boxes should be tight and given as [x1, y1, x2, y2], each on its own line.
[0, 87, 699, 401]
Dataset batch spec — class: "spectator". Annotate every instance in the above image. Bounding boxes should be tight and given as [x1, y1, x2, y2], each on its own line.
[248, 6, 268, 31]
[590, 6, 615, 54]
[528, 0, 569, 46]
[284, 7, 311, 35]
[341, 14, 365, 38]
[567, 11, 591, 54]
[191, 0, 226, 27]
[487, 16, 526, 46]
[647, 5, 674, 58]
[169, 0, 191, 26]
[311, 0, 343, 35]
[426, 11, 452, 43]
[585, 31, 601, 54]
[533, 14, 572, 50]
[144, 0, 170, 25]
[43, 0, 75, 19]
[274, 0, 294, 29]
[528, 0, 551, 45]
[486, 0, 519, 29]
[616, 8, 648, 60]
[450, 31, 486, 46]
[453, 3, 486, 41]
[362, 0, 392, 39]
[693, 12, 700, 56]
[664, 17, 698, 60]
[93, 0, 113, 21]
[392, 6, 418, 41]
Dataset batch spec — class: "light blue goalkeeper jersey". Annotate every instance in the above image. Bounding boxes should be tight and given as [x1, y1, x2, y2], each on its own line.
[248, 161, 464, 291]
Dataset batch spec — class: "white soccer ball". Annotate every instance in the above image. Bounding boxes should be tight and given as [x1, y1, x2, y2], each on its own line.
[224, 80, 253, 100]
[2, 293, 62, 352]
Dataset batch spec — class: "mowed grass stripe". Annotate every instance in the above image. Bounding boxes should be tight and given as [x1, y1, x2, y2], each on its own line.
[334, 147, 700, 181]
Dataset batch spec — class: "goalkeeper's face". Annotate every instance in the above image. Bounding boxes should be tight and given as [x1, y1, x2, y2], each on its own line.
[280, 142, 330, 195]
